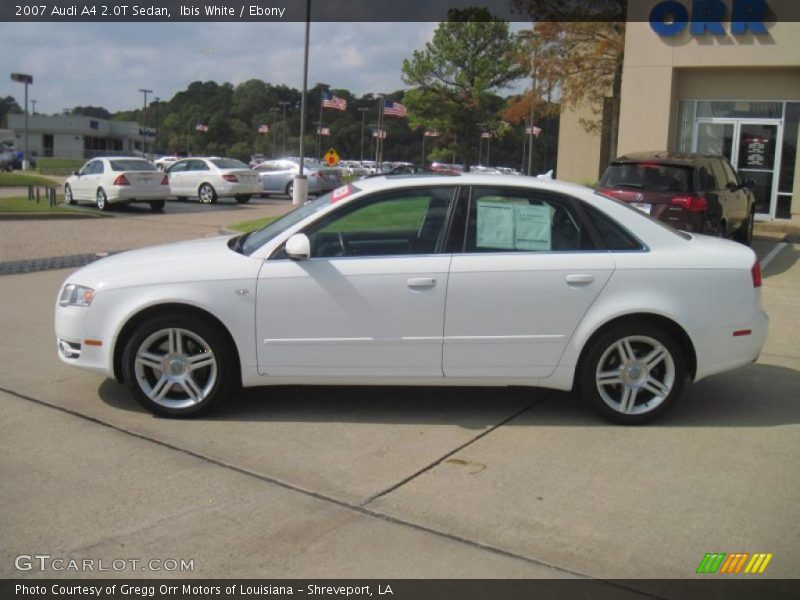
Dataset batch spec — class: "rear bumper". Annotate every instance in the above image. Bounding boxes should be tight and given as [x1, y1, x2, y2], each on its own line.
[107, 185, 170, 203]
[692, 307, 769, 381]
[216, 181, 262, 196]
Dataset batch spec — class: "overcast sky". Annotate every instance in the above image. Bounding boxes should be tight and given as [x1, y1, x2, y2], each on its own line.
[1, 21, 528, 114]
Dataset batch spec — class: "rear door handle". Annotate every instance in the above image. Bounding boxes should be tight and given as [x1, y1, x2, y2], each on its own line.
[565, 274, 595, 285]
[407, 277, 437, 289]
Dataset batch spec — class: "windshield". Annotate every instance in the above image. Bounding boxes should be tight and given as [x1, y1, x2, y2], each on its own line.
[241, 190, 343, 255]
[211, 158, 249, 169]
[109, 159, 157, 172]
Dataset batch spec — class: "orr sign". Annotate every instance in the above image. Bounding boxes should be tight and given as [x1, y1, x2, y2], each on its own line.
[649, 0, 770, 36]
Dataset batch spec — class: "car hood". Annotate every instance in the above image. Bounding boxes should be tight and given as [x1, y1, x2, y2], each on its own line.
[63, 235, 260, 291]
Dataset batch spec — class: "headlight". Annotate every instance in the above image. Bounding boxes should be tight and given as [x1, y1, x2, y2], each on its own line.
[59, 284, 95, 307]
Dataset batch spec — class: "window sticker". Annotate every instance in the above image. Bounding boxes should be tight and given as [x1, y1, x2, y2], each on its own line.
[476, 201, 514, 249]
[476, 200, 552, 251]
[514, 204, 552, 251]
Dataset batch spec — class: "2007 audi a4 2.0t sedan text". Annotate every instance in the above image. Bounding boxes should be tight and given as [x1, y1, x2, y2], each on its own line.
[54, 174, 768, 424]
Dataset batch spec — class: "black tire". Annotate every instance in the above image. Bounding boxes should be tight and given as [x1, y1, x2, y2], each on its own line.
[149, 200, 165, 212]
[235, 195, 251, 204]
[121, 313, 237, 418]
[198, 183, 217, 204]
[733, 208, 755, 246]
[96, 188, 110, 211]
[64, 184, 75, 205]
[578, 322, 687, 425]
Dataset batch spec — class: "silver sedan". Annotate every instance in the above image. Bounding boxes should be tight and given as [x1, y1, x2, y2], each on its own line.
[254, 159, 342, 197]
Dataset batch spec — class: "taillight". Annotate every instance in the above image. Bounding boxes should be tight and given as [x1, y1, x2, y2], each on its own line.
[596, 187, 626, 201]
[113, 174, 130, 186]
[751, 260, 762, 288]
[670, 194, 708, 212]
[161, 174, 169, 185]
[222, 174, 238, 182]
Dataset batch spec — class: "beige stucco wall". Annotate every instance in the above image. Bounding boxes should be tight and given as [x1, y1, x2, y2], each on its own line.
[556, 102, 604, 185]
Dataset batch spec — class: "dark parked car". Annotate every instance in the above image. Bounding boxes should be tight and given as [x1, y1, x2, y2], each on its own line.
[598, 151, 755, 245]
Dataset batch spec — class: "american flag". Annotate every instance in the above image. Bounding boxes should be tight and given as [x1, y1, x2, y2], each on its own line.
[383, 100, 407, 117]
[257, 124, 270, 134]
[322, 92, 347, 111]
[526, 125, 542, 137]
[372, 129, 386, 139]
[424, 130, 440, 137]
[195, 123, 209, 132]
[317, 127, 331, 136]
[481, 132, 494, 139]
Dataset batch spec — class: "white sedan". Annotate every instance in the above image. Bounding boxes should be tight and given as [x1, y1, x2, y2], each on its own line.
[54, 175, 768, 424]
[64, 157, 170, 211]
[166, 157, 261, 204]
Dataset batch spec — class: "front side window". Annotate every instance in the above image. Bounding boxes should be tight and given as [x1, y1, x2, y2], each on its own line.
[465, 187, 593, 253]
[191, 160, 210, 171]
[303, 187, 457, 258]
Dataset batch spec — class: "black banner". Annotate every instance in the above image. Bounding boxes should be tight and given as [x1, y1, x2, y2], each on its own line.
[3, 579, 800, 600]
[2, 0, 800, 23]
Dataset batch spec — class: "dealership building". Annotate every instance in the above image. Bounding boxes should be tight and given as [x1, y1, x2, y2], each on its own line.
[557, 0, 799, 221]
[4, 113, 151, 160]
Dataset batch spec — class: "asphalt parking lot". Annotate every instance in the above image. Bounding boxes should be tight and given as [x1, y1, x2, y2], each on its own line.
[0, 210, 798, 587]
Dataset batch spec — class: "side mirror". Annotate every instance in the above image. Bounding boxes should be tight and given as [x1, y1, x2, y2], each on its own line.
[72, 171, 80, 176]
[285, 233, 311, 260]
[726, 181, 739, 192]
[742, 178, 755, 191]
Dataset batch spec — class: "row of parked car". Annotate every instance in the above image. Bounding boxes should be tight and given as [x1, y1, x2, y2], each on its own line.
[63, 156, 344, 211]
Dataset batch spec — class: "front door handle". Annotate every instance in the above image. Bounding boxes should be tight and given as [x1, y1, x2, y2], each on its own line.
[407, 277, 437, 289]
[565, 274, 595, 285]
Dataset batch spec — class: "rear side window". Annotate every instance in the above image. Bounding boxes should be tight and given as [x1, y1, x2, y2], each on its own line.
[601, 163, 692, 193]
[581, 202, 645, 250]
[464, 187, 595, 253]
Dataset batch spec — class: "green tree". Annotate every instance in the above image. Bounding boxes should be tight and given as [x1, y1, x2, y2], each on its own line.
[401, 7, 525, 170]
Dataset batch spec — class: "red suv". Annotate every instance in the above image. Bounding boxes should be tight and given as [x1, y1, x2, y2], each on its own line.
[598, 152, 756, 245]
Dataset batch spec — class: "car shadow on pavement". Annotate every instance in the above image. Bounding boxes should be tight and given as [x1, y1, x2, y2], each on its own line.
[97, 362, 799, 428]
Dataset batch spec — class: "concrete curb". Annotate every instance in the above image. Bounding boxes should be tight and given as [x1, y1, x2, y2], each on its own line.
[0, 211, 108, 221]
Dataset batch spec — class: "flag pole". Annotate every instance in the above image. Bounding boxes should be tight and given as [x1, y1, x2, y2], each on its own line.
[293, 0, 311, 205]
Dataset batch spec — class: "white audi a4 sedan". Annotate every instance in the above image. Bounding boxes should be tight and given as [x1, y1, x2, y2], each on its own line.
[54, 174, 768, 424]
[64, 157, 170, 211]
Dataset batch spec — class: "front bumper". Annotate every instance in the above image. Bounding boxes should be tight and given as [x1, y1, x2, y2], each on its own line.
[55, 303, 114, 377]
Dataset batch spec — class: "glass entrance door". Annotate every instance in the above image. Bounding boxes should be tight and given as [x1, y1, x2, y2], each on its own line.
[694, 119, 782, 219]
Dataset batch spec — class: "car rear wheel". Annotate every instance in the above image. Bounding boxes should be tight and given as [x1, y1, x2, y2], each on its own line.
[198, 183, 217, 204]
[149, 200, 165, 212]
[64, 185, 75, 205]
[121, 314, 236, 417]
[96, 188, 109, 211]
[734, 208, 755, 246]
[235, 195, 251, 204]
[578, 323, 687, 425]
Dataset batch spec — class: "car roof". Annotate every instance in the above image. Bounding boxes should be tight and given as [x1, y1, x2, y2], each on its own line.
[612, 151, 721, 166]
[351, 173, 591, 196]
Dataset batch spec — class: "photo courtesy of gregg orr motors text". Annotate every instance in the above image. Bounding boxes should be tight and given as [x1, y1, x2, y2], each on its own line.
[14, 554, 194, 573]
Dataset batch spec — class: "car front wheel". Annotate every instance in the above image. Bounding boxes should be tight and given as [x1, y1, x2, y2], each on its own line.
[579, 323, 687, 424]
[121, 314, 236, 417]
[64, 184, 75, 205]
[198, 183, 217, 204]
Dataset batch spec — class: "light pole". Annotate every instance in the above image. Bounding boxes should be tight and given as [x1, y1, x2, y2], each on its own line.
[292, 0, 311, 206]
[358, 107, 369, 164]
[153, 96, 160, 151]
[278, 100, 291, 157]
[138, 88, 152, 156]
[10, 73, 33, 169]
[31, 99, 36, 115]
[375, 94, 385, 167]
[316, 82, 329, 161]
[268, 107, 279, 158]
